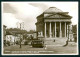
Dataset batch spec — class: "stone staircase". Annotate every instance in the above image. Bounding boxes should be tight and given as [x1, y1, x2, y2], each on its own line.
[68, 42, 77, 46]
[42, 38, 68, 46]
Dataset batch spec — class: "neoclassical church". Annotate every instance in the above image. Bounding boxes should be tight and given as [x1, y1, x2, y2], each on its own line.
[35, 7, 72, 45]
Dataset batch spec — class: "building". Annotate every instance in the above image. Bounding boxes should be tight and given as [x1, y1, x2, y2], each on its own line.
[35, 7, 72, 45]
[27, 32, 33, 37]
[3, 25, 7, 46]
[6, 31, 15, 45]
[5, 28, 27, 45]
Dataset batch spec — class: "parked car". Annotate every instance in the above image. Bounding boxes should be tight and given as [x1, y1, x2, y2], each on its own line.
[31, 40, 44, 48]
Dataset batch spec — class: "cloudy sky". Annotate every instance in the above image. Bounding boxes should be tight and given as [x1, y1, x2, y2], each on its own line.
[2, 2, 78, 31]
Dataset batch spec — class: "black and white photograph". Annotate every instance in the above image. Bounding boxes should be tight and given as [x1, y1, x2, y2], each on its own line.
[2, 2, 78, 55]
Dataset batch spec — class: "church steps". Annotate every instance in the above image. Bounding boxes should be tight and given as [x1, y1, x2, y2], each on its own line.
[41, 38, 68, 46]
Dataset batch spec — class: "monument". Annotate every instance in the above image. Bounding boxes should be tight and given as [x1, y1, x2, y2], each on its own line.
[35, 7, 72, 45]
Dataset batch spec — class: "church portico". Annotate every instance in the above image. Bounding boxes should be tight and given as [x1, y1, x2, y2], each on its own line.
[44, 22, 70, 38]
[35, 7, 72, 45]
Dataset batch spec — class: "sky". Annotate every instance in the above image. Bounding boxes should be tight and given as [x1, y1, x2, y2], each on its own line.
[2, 2, 78, 31]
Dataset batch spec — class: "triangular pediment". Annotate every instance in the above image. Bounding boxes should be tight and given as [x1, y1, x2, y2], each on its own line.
[44, 13, 71, 19]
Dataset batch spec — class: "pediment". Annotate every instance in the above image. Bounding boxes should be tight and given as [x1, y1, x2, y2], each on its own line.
[44, 14, 71, 19]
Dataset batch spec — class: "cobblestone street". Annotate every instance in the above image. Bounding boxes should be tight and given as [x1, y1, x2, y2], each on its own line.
[3, 44, 77, 54]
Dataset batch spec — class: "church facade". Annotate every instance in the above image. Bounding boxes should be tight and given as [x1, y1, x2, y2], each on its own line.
[35, 7, 72, 45]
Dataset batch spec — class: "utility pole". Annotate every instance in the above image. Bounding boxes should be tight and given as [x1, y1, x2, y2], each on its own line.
[19, 22, 24, 48]
[17, 22, 24, 48]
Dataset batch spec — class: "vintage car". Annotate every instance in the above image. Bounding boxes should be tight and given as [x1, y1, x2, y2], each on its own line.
[31, 40, 44, 48]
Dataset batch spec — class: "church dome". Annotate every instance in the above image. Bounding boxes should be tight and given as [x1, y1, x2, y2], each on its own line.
[44, 7, 63, 13]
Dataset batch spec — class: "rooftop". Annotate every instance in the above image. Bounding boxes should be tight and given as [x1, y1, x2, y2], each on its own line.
[44, 7, 63, 13]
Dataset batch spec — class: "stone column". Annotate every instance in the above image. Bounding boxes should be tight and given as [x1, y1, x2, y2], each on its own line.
[50, 22, 52, 38]
[55, 22, 56, 37]
[60, 22, 62, 37]
[45, 22, 46, 38]
[65, 22, 66, 37]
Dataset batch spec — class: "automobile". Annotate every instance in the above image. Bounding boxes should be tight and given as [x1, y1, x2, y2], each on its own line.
[31, 40, 44, 48]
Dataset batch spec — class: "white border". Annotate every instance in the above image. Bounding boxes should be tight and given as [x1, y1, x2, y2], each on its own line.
[1, 1, 79, 55]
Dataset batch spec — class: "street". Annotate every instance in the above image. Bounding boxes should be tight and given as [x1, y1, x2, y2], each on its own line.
[3, 44, 77, 54]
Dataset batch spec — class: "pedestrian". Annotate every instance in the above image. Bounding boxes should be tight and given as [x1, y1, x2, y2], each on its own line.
[44, 44, 47, 49]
